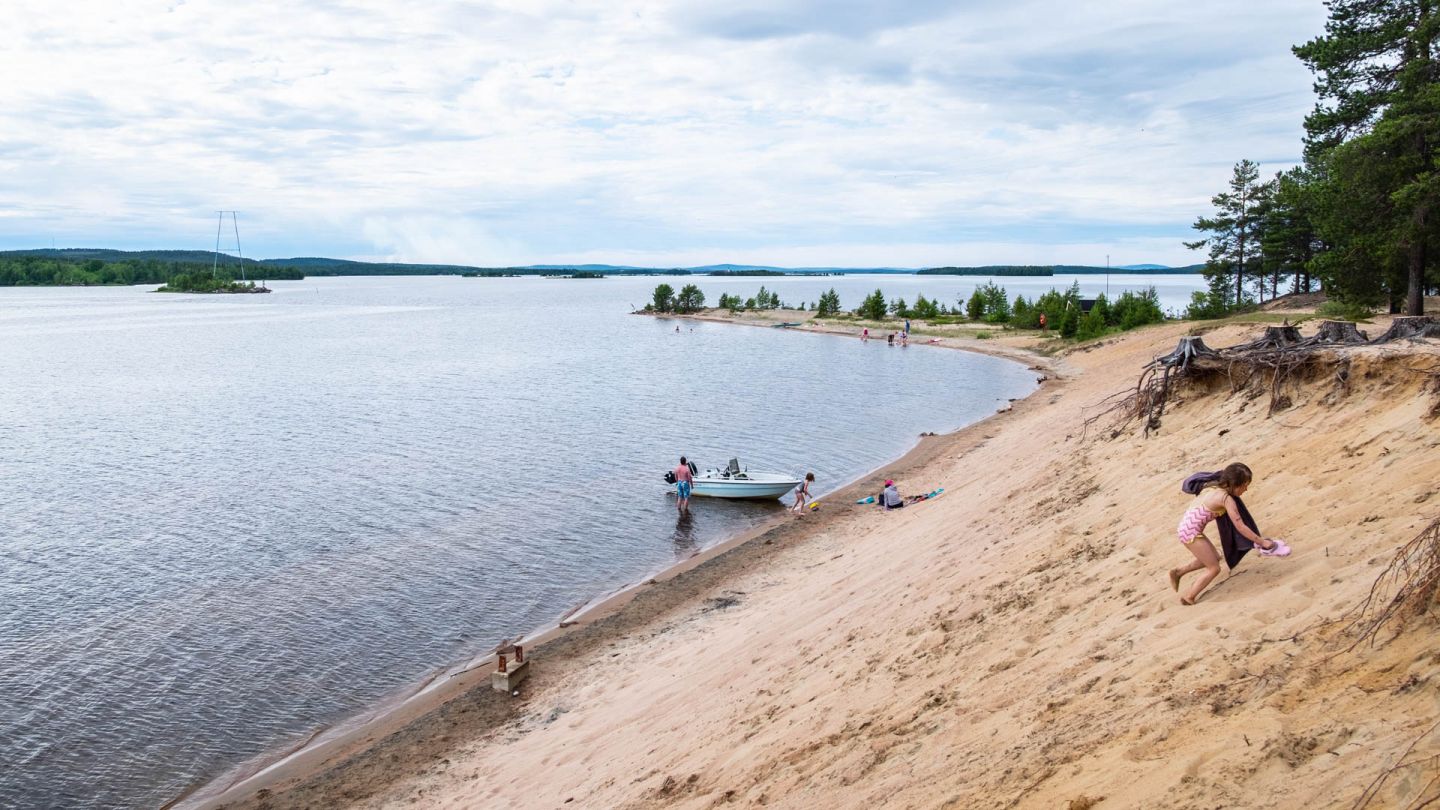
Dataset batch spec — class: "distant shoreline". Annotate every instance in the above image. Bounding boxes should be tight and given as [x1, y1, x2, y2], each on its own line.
[0, 248, 1204, 284]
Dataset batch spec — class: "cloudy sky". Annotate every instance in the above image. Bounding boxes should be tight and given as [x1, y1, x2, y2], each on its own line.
[1, 0, 1328, 267]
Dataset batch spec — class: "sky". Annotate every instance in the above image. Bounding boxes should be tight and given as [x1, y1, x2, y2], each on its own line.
[0, 0, 1330, 267]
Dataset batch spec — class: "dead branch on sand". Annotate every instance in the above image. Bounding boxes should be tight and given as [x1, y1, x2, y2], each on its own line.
[1351, 717, 1440, 810]
[1341, 516, 1440, 651]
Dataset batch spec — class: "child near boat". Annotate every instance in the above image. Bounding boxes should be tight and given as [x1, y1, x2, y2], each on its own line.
[791, 472, 815, 515]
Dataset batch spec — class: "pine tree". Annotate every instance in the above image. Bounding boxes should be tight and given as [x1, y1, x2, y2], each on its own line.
[1185, 160, 1275, 307]
[1295, 0, 1440, 314]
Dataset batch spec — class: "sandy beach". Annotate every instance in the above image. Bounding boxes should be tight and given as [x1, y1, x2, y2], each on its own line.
[203, 309, 1440, 810]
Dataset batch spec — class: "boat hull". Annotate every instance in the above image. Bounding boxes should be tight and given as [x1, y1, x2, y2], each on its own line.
[690, 479, 800, 500]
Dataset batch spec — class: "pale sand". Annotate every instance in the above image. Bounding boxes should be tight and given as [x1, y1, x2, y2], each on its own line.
[208, 314, 1440, 810]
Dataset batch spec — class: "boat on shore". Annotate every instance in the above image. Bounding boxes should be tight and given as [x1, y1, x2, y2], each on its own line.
[671, 458, 801, 500]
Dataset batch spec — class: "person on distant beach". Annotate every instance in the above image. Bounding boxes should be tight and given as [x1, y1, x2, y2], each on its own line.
[1169, 462, 1290, 605]
[904, 318, 910, 336]
[901, 332, 909, 347]
[674, 456, 694, 514]
[881, 479, 903, 509]
[862, 327, 869, 342]
[887, 332, 895, 346]
[675, 325, 680, 333]
[791, 472, 815, 515]
[1039, 312, 1047, 331]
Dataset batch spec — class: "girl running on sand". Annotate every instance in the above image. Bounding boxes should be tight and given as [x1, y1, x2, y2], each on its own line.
[1170, 462, 1290, 605]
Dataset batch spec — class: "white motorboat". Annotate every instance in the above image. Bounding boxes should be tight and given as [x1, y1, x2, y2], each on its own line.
[668, 458, 802, 500]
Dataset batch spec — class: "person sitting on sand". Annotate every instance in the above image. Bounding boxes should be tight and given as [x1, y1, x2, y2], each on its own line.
[791, 472, 815, 515]
[881, 479, 903, 509]
[1170, 462, 1290, 605]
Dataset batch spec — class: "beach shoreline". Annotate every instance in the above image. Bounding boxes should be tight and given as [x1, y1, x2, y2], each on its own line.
[198, 310, 1440, 810]
[179, 329, 1060, 809]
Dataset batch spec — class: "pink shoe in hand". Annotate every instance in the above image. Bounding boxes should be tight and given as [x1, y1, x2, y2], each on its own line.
[1258, 538, 1291, 557]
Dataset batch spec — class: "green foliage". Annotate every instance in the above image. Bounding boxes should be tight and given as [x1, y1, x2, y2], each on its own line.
[981, 283, 1010, 322]
[751, 285, 782, 310]
[1110, 287, 1165, 329]
[1184, 290, 1239, 320]
[912, 294, 940, 319]
[651, 283, 675, 313]
[718, 292, 744, 311]
[674, 283, 705, 313]
[1011, 295, 1034, 327]
[889, 297, 909, 317]
[815, 288, 842, 317]
[1059, 306, 1079, 338]
[965, 289, 985, 320]
[158, 274, 268, 293]
[1293, 0, 1440, 314]
[1257, 166, 1323, 299]
[0, 255, 304, 287]
[1076, 307, 1108, 341]
[1316, 298, 1375, 321]
[1186, 159, 1273, 307]
[857, 289, 889, 320]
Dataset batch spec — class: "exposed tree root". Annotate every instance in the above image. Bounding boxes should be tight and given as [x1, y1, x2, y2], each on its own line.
[1084, 320, 1439, 438]
[1341, 517, 1440, 651]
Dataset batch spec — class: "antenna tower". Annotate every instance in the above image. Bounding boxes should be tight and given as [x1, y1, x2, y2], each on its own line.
[212, 211, 246, 281]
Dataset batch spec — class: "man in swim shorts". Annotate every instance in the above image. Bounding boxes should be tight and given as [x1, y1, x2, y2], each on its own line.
[674, 456, 693, 514]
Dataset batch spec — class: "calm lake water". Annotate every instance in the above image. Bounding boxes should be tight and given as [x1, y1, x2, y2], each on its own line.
[0, 273, 1199, 808]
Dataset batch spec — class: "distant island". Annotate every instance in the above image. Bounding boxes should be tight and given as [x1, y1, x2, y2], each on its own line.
[919, 264, 1205, 276]
[0, 248, 1204, 287]
[157, 274, 270, 294]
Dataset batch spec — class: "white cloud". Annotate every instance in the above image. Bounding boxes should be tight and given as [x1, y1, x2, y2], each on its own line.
[0, 0, 1329, 265]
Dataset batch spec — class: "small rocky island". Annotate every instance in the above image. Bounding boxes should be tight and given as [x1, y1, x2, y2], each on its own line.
[156, 274, 271, 294]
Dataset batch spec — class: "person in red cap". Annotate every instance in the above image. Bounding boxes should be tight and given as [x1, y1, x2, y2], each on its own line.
[880, 479, 903, 509]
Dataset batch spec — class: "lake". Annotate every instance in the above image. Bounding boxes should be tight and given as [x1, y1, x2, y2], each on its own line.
[0, 273, 1200, 808]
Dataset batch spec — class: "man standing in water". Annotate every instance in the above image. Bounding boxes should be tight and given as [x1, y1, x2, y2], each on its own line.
[674, 456, 694, 513]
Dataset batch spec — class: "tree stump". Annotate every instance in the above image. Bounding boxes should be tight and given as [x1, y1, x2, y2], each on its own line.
[1372, 315, 1438, 343]
[1260, 325, 1301, 347]
[1155, 336, 1217, 369]
[1309, 320, 1368, 344]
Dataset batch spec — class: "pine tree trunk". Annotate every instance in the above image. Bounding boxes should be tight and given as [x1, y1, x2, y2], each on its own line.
[1408, 208, 1427, 316]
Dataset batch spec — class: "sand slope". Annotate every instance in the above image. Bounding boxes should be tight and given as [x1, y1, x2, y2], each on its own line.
[220, 316, 1440, 810]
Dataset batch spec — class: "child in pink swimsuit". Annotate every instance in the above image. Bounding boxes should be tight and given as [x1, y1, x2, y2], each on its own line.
[1170, 462, 1291, 605]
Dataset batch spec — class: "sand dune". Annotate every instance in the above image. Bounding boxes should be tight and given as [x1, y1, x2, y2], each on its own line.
[212, 313, 1440, 810]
